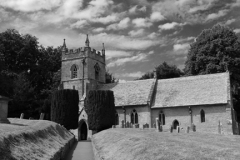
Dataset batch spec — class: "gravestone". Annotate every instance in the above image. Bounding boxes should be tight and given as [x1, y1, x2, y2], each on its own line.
[218, 120, 222, 134]
[121, 120, 124, 128]
[0, 96, 11, 124]
[155, 118, 160, 132]
[170, 125, 173, 133]
[20, 113, 24, 119]
[159, 125, 163, 132]
[177, 126, 180, 133]
[186, 126, 190, 133]
[39, 113, 45, 120]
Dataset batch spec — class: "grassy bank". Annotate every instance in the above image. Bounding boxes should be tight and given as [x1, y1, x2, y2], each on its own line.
[0, 118, 74, 160]
[92, 128, 240, 160]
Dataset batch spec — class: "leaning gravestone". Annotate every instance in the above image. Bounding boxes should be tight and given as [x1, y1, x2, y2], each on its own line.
[39, 113, 45, 120]
[20, 113, 24, 119]
[177, 126, 180, 133]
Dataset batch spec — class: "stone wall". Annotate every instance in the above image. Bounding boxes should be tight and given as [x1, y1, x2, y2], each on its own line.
[151, 104, 232, 134]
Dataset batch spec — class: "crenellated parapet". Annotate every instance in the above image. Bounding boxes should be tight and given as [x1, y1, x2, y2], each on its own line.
[61, 37, 105, 63]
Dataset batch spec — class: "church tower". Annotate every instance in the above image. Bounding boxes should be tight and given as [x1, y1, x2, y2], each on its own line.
[60, 35, 106, 99]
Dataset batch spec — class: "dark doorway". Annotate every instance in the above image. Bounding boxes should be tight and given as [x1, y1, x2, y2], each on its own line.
[173, 120, 179, 129]
[80, 122, 87, 140]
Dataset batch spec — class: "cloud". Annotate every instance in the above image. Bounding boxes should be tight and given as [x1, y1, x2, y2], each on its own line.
[105, 50, 132, 59]
[225, 19, 236, 25]
[70, 20, 88, 29]
[120, 71, 144, 78]
[107, 17, 130, 30]
[234, 28, 240, 33]
[128, 29, 145, 37]
[132, 18, 152, 28]
[107, 53, 149, 67]
[158, 22, 185, 31]
[173, 43, 190, 55]
[150, 12, 165, 22]
[92, 33, 161, 50]
[205, 9, 229, 21]
[0, 0, 62, 12]
[92, 27, 105, 33]
[175, 36, 195, 43]
[129, 5, 146, 14]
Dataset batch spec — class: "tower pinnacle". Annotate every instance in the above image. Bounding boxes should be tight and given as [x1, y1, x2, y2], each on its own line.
[85, 34, 89, 47]
[62, 39, 67, 51]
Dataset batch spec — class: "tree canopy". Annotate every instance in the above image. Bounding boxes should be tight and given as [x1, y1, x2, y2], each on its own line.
[0, 29, 61, 118]
[184, 24, 240, 120]
[138, 62, 183, 80]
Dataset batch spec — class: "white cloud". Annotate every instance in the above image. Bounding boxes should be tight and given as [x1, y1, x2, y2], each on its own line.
[173, 43, 190, 55]
[92, 33, 161, 50]
[107, 53, 149, 67]
[128, 29, 145, 37]
[148, 32, 158, 39]
[150, 12, 165, 22]
[0, 0, 62, 12]
[175, 36, 195, 43]
[107, 17, 130, 30]
[234, 28, 240, 34]
[205, 9, 228, 21]
[225, 19, 236, 25]
[105, 50, 132, 59]
[70, 20, 88, 29]
[92, 27, 105, 33]
[120, 71, 144, 78]
[132, 18, 152, 28]
[129, 5, 146, 14]
[158, 22, 185, 31]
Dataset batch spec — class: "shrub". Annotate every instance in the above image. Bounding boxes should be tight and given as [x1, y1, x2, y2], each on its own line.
[51, 89, 79, 130]
[85, 90, 115, 132]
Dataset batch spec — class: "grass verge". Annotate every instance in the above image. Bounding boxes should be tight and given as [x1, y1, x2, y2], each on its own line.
[0, 118, 74, 160]
[92, 128, 240, 160]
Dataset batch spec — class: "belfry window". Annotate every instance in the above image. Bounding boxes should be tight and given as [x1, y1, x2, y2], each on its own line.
[159, 111, 165, 125]
[94, 63, 100, 80]
[200, 109, 205, 123]
[131, 109, 138, 124]
[71, 65, 78, 79]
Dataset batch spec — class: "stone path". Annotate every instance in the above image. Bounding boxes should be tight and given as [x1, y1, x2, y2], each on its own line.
[65, 140, 95, 160]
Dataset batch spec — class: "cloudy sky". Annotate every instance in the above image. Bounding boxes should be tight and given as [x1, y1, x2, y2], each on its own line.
[0, 0, 240, 81]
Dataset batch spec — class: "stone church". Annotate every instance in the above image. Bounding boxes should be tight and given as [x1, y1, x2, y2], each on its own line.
[61, 36, 234, 140]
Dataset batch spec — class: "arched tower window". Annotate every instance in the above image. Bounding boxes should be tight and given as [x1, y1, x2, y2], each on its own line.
[71, 65, 78, 79]
[200, 109, 205, 123]
[94, 63, 100, 80]
[131, 109, 138, 124]
[159, 111, 165, 125]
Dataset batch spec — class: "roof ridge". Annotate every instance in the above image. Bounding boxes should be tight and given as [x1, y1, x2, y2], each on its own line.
[158, 72, 228, 82]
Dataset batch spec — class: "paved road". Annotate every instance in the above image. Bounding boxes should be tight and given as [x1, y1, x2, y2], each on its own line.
[65, 140, 94, 160]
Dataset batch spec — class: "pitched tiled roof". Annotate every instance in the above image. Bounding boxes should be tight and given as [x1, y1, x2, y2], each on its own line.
[97, 79, 155, 106]
[152, 72, 230, 108]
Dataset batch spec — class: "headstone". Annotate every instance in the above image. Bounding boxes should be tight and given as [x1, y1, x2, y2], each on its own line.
[177, 126, 180, 133]
[39, 113, 45, 120]
[20, 113, 24, 119]
[29, 117, 34, 120]
[159, 125, 163, 132]
[145, 123, 149, 128]
[186, 126, 190, 133]
[121, 120, 124, 128]
[192, 124, 196, 132]
[156, 118, 160, 132]
[170, 125, 173, 133]
[218, 120, 222, 134]
[112, 125, 115, 128]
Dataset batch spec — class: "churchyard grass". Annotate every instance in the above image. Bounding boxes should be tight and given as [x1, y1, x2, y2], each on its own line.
[92, 128, 240, 160]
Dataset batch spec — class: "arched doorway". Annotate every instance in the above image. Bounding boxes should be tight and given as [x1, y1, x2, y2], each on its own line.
[79, 120, 88, 140]
[172, 120, 179, 129]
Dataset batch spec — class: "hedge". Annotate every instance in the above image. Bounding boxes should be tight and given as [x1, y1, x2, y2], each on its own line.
[51, 89, 79, 130]
[85, 90, 115, 132]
